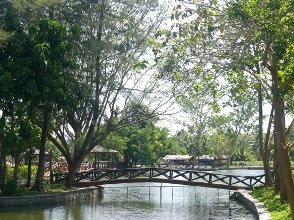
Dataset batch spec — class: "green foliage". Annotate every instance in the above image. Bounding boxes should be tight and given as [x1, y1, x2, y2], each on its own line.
[133, 60, 148, 71]
[122, 125, 177, 166]
[0, 29, 13, 46]
[252, 187, 292, 220]
[7, 165, 37, 180]
[1, 179, 25, 196]
[101, 132, 128, 157]
[153, 0, 260, 162]
[108, 103, 185, 166]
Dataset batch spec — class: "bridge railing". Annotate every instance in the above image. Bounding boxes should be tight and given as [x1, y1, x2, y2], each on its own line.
[52, 167, 265, 189]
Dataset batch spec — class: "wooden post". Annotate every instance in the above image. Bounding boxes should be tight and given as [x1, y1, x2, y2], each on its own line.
[208, 173, 212, 183]
[94, 153, 97, 169]
[97, 153, 100, 169]
[111, 153, 114, 169]
[189, 172, 192, 181]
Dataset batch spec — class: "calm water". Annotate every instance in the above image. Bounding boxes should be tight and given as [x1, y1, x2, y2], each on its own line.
[0, 169, 263, 220]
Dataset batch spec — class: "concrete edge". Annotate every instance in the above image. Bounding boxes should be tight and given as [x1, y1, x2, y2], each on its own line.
[231, 189, 271, 220]
[0, 186, 103, 207]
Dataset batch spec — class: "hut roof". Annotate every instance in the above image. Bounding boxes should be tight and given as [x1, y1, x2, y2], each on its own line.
[162, 155, 192, 161]
[91, 145, 118, 153]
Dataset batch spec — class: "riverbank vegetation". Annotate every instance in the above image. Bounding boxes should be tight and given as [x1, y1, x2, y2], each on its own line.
[1, 0, 294, 218]
[252, 187, 291, 220]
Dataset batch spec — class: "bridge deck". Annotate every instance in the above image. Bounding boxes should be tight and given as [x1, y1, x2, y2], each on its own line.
[53, 167, 265, 190]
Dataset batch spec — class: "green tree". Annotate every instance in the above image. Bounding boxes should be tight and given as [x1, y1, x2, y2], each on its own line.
[104, 102, 182, 167]
[226, 0, 294, 214]
[166, 0, 294, 214]
[154, 0, 260, 168]
[0, 8, 77, 190]
[46, 0, 167, 186]
[28, 18, 77, 191]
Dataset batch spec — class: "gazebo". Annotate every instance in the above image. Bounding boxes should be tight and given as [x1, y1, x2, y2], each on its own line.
[90, 145, 119, 169]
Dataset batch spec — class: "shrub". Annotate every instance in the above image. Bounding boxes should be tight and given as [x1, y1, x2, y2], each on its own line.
[251, 187, 292, 220]
[1, 179, 25, 196]
[6, 165, 38, 180]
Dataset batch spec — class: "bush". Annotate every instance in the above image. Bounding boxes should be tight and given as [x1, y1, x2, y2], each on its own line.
[1, 179, 25, 196]
[6, 165, 38, 180]
[251, 187, 292, 220]
[19, 165, 37, 179]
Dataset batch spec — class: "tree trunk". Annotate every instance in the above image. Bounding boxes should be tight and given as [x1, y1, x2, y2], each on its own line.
[264, 107, 274, 186]
[274, 96, 294, 199]
[257, 82, 272, 185]
[0, 117, 6, 192]
[273, 128, 281, 192]
[65, 160, 82, 187]
[33, 109, 50, 191]
[0, 152, 6, 193]
[272, 69, 294, 216]
[13, 153, 20, 182]
[27, 150, 33, 187]
[262, 158, 272, 185]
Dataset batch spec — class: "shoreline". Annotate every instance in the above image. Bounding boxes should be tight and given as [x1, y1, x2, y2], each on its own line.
[0, 186, 102, 207]
[231, 189, 271, 220]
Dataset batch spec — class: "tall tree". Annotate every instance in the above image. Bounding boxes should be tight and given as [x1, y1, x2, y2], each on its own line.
[154, 0, 260, 165]
[46, 0, 168, 186]
[227, 0, 294, 214]
[28, 18, 77, 190]
[164, 0, 294, 214]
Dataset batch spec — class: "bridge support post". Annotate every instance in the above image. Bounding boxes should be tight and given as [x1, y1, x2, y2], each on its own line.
[129, 170, 132, 179]
[229, 176, 232, 186]
[208, 173, 212, 183]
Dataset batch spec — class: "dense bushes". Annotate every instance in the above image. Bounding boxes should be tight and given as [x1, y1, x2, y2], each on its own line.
[1, 179, 26, 196]
[251, 187, 291, 220]
[6, 165, 38, 180]
[1, 165, 38, 196]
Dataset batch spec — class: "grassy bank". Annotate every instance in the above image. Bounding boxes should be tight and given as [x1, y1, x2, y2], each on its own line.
[1, 181, 74, 197]
[251, 187, 291, 220]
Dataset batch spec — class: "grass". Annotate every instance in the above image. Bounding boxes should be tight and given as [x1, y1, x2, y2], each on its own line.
[251, 187, 292, 220]
[1, 182, 76, 197]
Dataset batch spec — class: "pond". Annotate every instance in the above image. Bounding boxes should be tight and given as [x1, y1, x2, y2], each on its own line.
[0, 169, 263, 220]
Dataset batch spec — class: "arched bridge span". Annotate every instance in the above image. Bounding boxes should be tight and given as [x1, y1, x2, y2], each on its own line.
[53, 167, 265, 190]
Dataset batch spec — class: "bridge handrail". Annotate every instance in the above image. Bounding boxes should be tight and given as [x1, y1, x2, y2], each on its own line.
[52, 167, 265, 189]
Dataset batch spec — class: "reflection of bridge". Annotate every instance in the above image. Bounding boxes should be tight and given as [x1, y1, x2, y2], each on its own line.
[53, 168, 265, 190]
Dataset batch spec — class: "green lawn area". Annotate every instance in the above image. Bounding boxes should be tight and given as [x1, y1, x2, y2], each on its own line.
[251, 187, 291, 220]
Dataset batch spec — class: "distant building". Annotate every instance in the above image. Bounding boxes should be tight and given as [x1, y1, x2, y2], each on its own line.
[197, 155, 214, 166]
[162, 155, 193, 167]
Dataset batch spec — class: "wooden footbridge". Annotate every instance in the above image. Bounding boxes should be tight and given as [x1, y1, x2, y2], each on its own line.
[52, 167, 265, 190]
